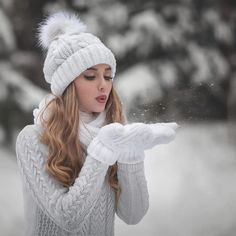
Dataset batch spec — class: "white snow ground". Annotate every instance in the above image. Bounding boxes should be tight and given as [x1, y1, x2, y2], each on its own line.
[1, 122, 236, 236]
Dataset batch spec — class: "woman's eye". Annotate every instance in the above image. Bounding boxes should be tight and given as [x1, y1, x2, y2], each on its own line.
[104, 76, 113, 80]
[84, 75, 112, 81]
[84, 76, 95, 80]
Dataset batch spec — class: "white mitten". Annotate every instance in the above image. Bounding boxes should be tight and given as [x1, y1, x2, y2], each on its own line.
[87, 122, 152, 165]
[144, 122, 179, 148]
[87, 123, 125, 165]
[87, 122, 179, 165]
[116, 123, 153, 164]
[117, 122, 179, 164]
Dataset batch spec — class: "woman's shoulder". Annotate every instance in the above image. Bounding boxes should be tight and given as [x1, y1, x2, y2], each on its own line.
[16, 124, 43, 148]
[15, 124, 48, 163]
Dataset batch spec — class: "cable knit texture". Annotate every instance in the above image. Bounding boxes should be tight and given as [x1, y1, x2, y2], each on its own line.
[15, 112, 149, 236]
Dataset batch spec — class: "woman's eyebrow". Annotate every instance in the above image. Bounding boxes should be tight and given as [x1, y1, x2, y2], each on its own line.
[86, 67, 111, 71]
[86, 67, 96, 71]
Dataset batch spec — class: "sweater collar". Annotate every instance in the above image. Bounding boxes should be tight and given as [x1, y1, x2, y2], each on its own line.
[79, 110, 98, 124]
[79, 111, 107, 147]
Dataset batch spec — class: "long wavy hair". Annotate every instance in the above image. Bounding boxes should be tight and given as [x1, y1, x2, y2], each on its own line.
[39, 82, 125, 206]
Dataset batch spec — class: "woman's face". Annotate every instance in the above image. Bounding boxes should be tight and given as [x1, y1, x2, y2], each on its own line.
[74, 64, 113, 113]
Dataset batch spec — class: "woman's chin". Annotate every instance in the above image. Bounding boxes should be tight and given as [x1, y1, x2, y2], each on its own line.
[90, 106, 106, 113]
[94, 108, 105, 113]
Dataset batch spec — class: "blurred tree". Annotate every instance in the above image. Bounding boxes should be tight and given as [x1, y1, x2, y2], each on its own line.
[0, 0, 235, 148]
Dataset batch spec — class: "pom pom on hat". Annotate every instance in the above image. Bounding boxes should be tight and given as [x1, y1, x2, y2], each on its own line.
[38, 12, 87, 49]
[39, 12, 87, 49]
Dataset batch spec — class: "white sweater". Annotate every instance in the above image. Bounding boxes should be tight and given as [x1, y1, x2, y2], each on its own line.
[15, 116, 149, 235]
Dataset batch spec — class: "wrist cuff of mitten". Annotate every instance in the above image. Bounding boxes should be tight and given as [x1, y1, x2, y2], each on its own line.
[117, 150, 145, 164]
[87, 137, 117, 166]
[118, 161, 144, 172]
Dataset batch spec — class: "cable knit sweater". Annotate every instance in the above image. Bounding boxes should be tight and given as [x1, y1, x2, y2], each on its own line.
[15, 112, 149, 236]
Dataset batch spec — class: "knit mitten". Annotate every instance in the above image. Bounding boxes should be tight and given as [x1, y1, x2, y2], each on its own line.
[87, 122, 179, 165]
[87, 123, 125, 165]
[144, 122, 178, 148]
[87, 123, 148, 165]
[117, 122, 179, 164]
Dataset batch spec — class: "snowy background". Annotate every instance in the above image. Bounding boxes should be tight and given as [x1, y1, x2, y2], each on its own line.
[1, 122, 236, 236]
[0, 0, 236, 235]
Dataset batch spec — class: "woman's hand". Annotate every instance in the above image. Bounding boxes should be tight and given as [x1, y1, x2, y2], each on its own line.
[98, 122, 178, 151]
[143, 122, 179, 148]
[117, 122, 179, 164]
[87, 122, 179, 165]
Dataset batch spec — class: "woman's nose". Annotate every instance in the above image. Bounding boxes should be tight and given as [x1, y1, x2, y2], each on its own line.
[98, 77, 107, 91]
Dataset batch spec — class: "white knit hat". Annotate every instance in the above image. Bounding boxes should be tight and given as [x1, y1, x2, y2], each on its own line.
[38, 12, 116, 96]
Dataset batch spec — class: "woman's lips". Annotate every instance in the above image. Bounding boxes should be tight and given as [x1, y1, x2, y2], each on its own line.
[96, 95, 107, 103]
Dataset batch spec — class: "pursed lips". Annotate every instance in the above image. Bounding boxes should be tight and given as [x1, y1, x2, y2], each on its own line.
[95, 95, 107, 103]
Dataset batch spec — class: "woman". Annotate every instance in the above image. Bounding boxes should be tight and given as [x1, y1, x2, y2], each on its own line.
[16, 12, 178, 236]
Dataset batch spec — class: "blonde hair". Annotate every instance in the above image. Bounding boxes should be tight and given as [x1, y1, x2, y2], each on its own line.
[39, 82, 125, 205]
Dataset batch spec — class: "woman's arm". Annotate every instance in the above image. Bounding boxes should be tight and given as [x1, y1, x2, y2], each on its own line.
[116, 161, 149, 225]
[114, 121, 178, 224]
[16, 125, 110, 233]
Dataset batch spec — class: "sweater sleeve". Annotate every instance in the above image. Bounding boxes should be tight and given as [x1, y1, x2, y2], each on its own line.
[15, 125, 109, 233]
[115, 161, 149, 224]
